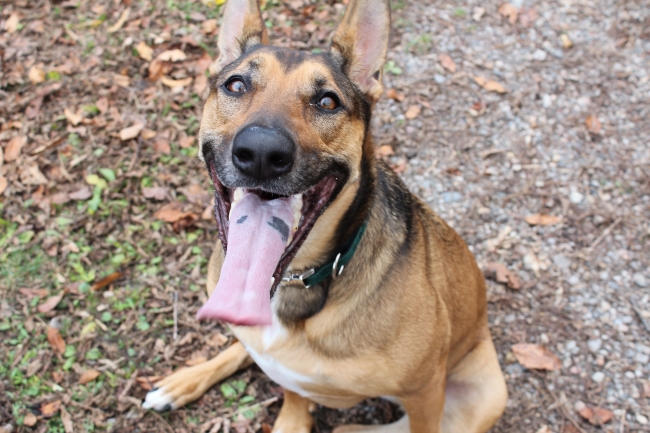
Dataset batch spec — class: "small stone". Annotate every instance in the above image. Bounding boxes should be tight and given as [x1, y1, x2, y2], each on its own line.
[441, 191, 463, 203]
[553, 255, 571, 269]
[592, 371, 605, 383]
[533, 49, 547, 61]
[434, 74, 446, 84]
[636, 413, 649, 425]
[636, 353, 649, 364]
[569, 190, 584, 204]
[587, 339, 602, 353]
[568, 274, 580, 285]
[633, 273, 648, 288]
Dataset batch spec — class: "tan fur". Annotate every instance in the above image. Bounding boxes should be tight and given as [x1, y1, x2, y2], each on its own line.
[151, 0, 507, 430]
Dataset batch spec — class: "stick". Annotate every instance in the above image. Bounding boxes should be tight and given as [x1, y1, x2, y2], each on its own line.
[589, 217, 621, 251]
[173, 291, 178, 341]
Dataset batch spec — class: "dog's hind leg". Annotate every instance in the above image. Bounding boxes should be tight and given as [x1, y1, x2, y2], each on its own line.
[142, 341, 253, 411]
[272, 390, 315, 433]
[440, 331, 507, 433]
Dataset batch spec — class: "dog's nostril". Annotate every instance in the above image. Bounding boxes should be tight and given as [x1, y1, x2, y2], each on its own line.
[236, 149, 253, 162]
[270, 154, 286, 166]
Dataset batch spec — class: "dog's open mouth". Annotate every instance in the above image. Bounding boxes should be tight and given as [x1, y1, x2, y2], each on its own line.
[197, 168, 339, 326]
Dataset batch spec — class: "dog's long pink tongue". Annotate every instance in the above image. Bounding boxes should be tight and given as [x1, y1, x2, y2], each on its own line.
[197, 193, 294, 326]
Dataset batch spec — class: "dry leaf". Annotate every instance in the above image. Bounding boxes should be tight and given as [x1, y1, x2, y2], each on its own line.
[47, 327, 66, 354]
[38, 292, 64, 313]
[376, 145, 394, 159]
[64, 108, 83, 126]
[161, 76, 192, 88]
[52, 371, 63, 383]
[474, 76, 507, 93]
[28, 66, 46, 84]
[179, 184, 211, 205]
[4, 12, 20, 34]
[142, 129, 157, 140]
[0, 176, 7, 195]
[585, 114, 601, 134]
[498, 3, 518, 24]
[202, 19, 218, 34]
[19, 288, 49, 298]
[577, 404, 614, 425]
[79, 369, 101, 385]
[90, 272, 123, 291]
[61, 406, 73, 433]
[23, 413, 37, 427]
[4, 136, 26, 162]
[154, 139, 171, 154]
[119, 123, 145, 141]
[107, 8, 130, 33]
[136, 375, 163, 391]
[439, 54, 457, 73]
[484, 262, 521, 290]
[155, 49, 187, 62]
[179, 136, 195, 148]
[524, 214, 562, 226]
[203, 204, 215, 220]
[386, 88, 405, 102]
[511, 343, 561, 371]
[405, 105, 421, 120]
[194, 74, 208, 95]
[148, 60, 173, 81]
[154, 203, 195, 223]
[40, 400, 61, 418]
[69, 186, 92, 200]
[136, 41, 153, 61]
[20, 164, 48, 185]
[561, 34, 573, 49]
[96, 97, 109, 113]
[142, 186, 169, 200]
[113, 73, 130, 88]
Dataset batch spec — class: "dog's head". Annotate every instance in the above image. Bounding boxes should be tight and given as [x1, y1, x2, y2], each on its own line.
[197, 0, 390, 326]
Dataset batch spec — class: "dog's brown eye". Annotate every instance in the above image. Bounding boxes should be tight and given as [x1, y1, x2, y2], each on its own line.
[226, 79, 246, 93]
[318, 95, 338, 110]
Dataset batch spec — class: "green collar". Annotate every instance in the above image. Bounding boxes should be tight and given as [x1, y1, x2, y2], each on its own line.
[281, 222, 368, 288]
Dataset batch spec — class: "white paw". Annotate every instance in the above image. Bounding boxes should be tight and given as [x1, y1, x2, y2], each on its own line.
[142, 387, 175, 411]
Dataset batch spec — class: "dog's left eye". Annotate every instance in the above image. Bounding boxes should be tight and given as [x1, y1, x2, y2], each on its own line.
[317, 94, 339, 111]
[225, 78, 247, 94]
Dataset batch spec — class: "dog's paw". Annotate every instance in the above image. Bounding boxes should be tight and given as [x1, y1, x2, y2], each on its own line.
[142, 387, 175, 411]
[141, 369, 209, 411]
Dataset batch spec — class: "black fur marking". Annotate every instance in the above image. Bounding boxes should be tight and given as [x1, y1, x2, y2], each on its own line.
[236, 215, 248, 224]
[268, 216, 290, 243]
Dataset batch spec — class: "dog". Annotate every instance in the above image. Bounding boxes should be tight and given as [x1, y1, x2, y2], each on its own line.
[142, 0, 508, 431]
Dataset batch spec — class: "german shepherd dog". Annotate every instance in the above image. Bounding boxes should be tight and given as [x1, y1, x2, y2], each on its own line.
[143, 0, 508, 431]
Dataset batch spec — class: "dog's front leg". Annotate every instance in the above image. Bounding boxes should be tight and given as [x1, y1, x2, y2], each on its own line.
[400, 373, 447, 433]
[143, 341, 253, 411]
[273, 389, 315, 433]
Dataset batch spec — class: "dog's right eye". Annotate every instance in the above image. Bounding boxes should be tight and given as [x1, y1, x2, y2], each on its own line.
[225, 78, 247, 94]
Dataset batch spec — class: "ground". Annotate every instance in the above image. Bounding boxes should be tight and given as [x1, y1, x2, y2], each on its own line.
[0, 0, 649, 432]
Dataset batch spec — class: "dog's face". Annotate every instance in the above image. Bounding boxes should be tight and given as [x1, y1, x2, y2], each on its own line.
[196, 0, 390, 324]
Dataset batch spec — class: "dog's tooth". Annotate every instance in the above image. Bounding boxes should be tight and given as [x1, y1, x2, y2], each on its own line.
[291, 194, 303, 233]
[229, 188, 246, 219]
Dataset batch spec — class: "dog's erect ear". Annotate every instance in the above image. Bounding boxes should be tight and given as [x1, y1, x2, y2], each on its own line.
[331, 0, 391, 102]
[212, 0, 268, 73]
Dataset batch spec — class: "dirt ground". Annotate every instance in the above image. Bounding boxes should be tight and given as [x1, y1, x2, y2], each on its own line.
[1, 0, 649, 432]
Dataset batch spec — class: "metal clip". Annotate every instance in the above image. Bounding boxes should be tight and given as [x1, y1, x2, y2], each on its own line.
[331, 253, 342, 280]
[282, 268, 315, 288]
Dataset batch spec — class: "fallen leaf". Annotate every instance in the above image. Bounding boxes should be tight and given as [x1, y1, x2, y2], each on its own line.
[474, 76, 507, 93]
[19, 288, 49, 298]
[52, 371, 63, 383]
[38, 292, 64, 313]
[40, 400, 61, 418]
[262, 423, 272, 433]
[142, 186, 169, 200]
[498, 3, 518, 24]
[439, 53, 457, 72]
[69, 186, 92, 200]
[64, 108, 83, 126]
[0, 176, 6, 195]
[47, 327, 66, 354]
[20, 163, 48, 185]
[179, 136, 195, 148]
[561, 34, 573, 49]
[525, 214, 562, 226]
[142, 129, 157, 140]
[578, 404, 614, 425]
[136, 41, 153, 61]
[376, 145, 394, 159]
[484, 262, 521, 289]
[28, 66, 46, 84]
[136, 375, 163, 391]
[154, 203, 194, 223]
[23, 413, 37, 427]
[155, 49, 187, 62]
[113, 73, 130, 88]
[202, 19, 218, 34]
[405, 105, 421, 120]
[161, 76, 192, 88]
[60, 406, 73, 433]
[119, 122, 145, 141]
[511, 343, 561, 371]
[107, 8, 130, 33]
[51, 192, 70, 205]
[585, 114, 601, 134]
[90, 272, 123, 291]
[148, 59, 173, 81]
[4, 12, 20, 34]
[78, 370, 101, 385]
[194, 74, 208, 95]
[386, 88, 405, 102]
[179, 184, 211, 205]
[96, 97, 109, 113]
[153, 139, 171, 154]
[5, 136, 27, 162]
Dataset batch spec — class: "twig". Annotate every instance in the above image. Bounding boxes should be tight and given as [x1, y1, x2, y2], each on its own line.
[546, 385, 587, 433]
[589, 217, 622, 252]
[118, 369, 138, 402]
[631, 302, 650, 333]
[619, 409, 626, 433]
[146, 408, 175, 433]
[173, 291, 179, 340]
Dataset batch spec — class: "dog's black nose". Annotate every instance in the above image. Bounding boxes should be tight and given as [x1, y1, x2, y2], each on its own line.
[232, 125, 296, 181]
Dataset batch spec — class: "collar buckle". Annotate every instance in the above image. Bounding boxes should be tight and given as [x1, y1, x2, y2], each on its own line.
[281, 268, 315, 288]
